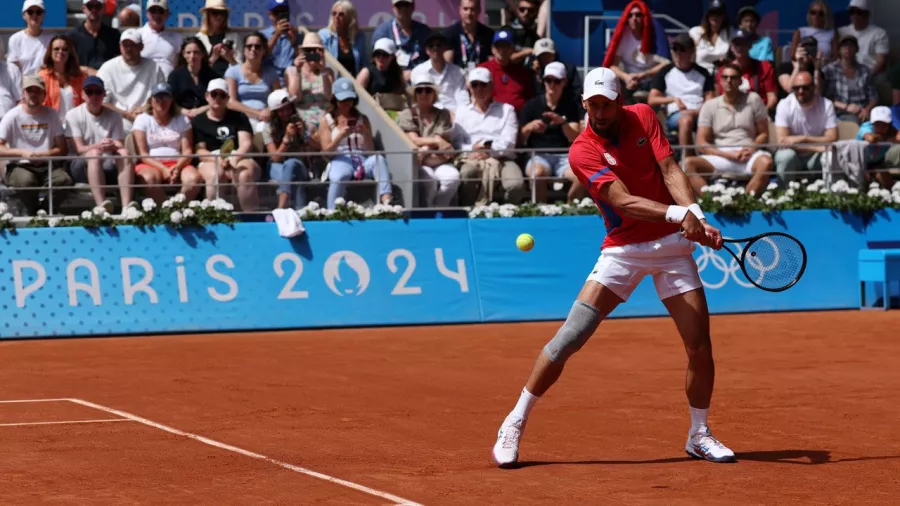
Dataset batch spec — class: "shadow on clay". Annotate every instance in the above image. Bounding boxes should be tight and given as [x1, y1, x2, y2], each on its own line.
[509, 450, 900, 468]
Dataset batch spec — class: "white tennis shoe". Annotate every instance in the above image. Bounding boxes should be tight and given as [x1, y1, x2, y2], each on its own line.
[492, 416, 525, 467]
[685, 426, 736, 463]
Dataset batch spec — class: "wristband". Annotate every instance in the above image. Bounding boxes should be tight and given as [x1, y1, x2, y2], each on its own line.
[665, 205, 688, 223]
[687, 203, 705, 221]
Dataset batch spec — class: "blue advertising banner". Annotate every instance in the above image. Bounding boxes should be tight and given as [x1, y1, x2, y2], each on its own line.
[0, 0, 67, 29]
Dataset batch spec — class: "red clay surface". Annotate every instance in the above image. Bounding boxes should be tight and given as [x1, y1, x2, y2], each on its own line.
[0, 310, 899, 505]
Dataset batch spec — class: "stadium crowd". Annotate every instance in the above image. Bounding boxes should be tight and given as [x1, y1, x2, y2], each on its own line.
[0, 0, 898, 216]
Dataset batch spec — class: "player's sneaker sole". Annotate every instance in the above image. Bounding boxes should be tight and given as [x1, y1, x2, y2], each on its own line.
[685, 446, 737, 463]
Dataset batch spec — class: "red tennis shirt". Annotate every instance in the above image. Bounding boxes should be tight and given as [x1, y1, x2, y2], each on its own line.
[569, 103, 681, 249]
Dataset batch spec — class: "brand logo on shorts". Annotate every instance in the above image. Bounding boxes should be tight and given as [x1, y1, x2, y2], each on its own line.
[603, 153, 617, 165]
[637, 137, 647, 147]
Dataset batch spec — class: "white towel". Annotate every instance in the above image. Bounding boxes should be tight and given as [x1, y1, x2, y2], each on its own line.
[272, 209, 306, 238]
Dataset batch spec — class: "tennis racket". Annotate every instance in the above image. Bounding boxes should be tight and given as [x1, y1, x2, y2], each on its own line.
[718, 232, 808, 292]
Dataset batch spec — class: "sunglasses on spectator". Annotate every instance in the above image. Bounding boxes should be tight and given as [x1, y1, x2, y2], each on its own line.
[671, 45, 690, 53]
[721, 74, 741, 81]
[25, 9, 44, 16]
[245, 43, 263, 50]
[85, 88, 104, 96]
[543, 77, 562, 85]
[628, 12, 643, 19]
[331, 11, 345, 17]
[518, 6, 536, 14]
[209, 91, 229, 100]
[373, 51, 390, 58]
[52, 46, 68, 53]
[809, 9, 824, 16]
[792, 84, 813, 92]
[394, 1, 413, 8]
[148, 8, 166, 15]
[415, 87, 434, 95]
[85, 3, 104, 10]
[470, 81, 488, 88]
[849, 8, 866, 15]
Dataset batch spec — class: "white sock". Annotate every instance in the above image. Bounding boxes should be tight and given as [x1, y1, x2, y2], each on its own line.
[509, 388, 539, 421]
[690, 406, 709, 432]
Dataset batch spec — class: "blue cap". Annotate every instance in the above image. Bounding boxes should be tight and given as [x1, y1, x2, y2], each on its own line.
[332, 77, 357, 101]
[268, 0, 289, 11]
[151, 82, 173, 97]
[83, 75, 105, 91]
[492, 29, 513, 46]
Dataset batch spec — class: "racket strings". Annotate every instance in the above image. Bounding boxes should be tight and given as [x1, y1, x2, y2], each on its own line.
[742, 235, 805, 290]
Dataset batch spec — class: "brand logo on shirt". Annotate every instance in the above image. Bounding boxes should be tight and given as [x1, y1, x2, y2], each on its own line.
[603, 152, 617, 165]
[217, 126, 231, 140]
[637, 137, 647, 147]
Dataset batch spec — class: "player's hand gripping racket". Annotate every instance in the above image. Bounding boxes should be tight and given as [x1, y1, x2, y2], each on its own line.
[717, 232, 808, 292]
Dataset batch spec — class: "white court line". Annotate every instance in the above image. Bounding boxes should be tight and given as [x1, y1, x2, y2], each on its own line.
[0, 398, 73, 404]
[0, 419, 132, 427]
[66, 398, 423, 506]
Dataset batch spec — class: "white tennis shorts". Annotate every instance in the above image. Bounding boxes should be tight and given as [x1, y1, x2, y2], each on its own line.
[586, 232, 702, 301]
[700, 147, 771, 174]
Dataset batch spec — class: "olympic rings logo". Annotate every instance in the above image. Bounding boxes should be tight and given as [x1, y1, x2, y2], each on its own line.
[694, 237, 782, 289]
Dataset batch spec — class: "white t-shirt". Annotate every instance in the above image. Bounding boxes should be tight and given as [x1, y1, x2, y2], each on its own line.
[0, 105, 64, 153]
[139, 24, 183, 78]
[132, 112, 191, 160]
[616, 30, 656, 75]
[96, 56, 166, 131]
[0, 62, 22, 119]
[7, 30, 53, 77]
[689, 26, 731, 74]
[65, 104, 126, 146]
[837, 24, 890, 72]
[774, 93, 838, 137]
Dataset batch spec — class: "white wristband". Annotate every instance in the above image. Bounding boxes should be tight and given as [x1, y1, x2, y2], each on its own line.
[687, 203, 705, 221]
[665, 205, 689, 223]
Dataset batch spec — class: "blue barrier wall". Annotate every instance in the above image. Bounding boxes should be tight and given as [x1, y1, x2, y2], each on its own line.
[0, 210, 893, 339]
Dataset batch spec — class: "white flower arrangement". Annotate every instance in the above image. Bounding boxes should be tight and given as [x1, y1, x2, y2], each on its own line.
[296, 199, 405, 221]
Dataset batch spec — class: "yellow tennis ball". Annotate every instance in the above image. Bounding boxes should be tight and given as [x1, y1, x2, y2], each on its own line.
[516, 233, 534, 252]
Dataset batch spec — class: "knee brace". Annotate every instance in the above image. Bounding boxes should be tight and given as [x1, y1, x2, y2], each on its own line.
[543, 301, 602, 363]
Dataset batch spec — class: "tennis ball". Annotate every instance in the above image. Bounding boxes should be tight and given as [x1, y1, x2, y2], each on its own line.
[516, 233, 534, 252]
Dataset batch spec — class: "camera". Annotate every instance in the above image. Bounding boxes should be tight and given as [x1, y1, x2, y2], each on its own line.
[483, 140, 493, 148]
[275, 10, 290, 21]
[306, 51, 321, 63]
[223, 39, 234, 49]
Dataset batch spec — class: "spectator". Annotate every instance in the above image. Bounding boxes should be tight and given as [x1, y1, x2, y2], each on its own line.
[195, 0, 241, 78]
[773, 71, 838, 185]
[412, 31, 470, 116]
[168, 37, 218, 120]
[318, 1, 366, 77]
[689, 0, 731, 74]
[776, 36, 824, 101]
[857, 105, 898, 188]
[117, 5, 141, 29]
[838, 0, 889, 78]
[479, 29, 535, 111]
[0, 62, 22, 118]
[285, 33, 333, 153]
[684, 63, 773, 197]
[65, 75, 133, 212]
[891, 64, 900, 130]
[501, 0, 540, 65]
[264, 89, 312, 209]
[823, 34, 877, 123]
[140, 0, 183, 78]
[530, 38, 582, 114]
[519, 62, 584, 203]
[224, 32, 281, 133]
[371, 0, 430, 72]
[738, 6, 773, 63]
[318, 78, 393, 209]
[39, 36, 86, 122]
[193, 78, 260, 211]
[716, 29, 778, 114]
[397, 73, 459, 207]
[453, 67, 525, 206]
[788, 1, 838, 64]
[442, 0, 494, 70]
[96, 29, 166, 132]
[68, 0, 121, 76]
[8, 0, 53, 77]
[356, 38, 407, 114]
[132, 83, 201, 202]
[261, 0, 303, 78]
[648, 33, 714, 155]
[0, 75, 71, 216]
[604, 1, 669, 104]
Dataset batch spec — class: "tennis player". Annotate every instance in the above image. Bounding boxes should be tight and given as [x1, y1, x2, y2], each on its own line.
[491, 67, 735, 467]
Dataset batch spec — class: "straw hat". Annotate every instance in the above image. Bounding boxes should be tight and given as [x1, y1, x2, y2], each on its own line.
[407, 71, 440, 98]
[200, 0, 230, 12]
[300, 32, 324, 49]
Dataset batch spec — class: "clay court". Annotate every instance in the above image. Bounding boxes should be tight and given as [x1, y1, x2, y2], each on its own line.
[1, 310, 898, 505]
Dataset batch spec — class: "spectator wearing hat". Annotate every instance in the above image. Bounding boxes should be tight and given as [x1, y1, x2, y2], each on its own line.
[167, 37, 219, 119]
[132, 82, 201, 203]
[838, 0, 889, 78]
[0, 62, 22, 120]
[68, 0, 121, 76]
[193, 78, 260, 211]
[715, 29, 777, 114]
[412, 31, 470, 116]
[648, 33, 715, 155]
[857, 105, 898, 188]
[264, 89, 312, 209]
[478, 28, 535, 111]
[39, 35, 86, 122]
[97, 28, 167, 132]
[530, 38, 582, 114]
[606, 1, 670, 104]
[65, 75, 133, 212]
[501, 0, 540, 65]
[140, 0, 183, 78]
[776, 36, 824, 101]
[356, 38, 407, 114]
[518, 62, 584, 204]
[195, 0, 241, 78]
[318, 0, 367, 77]
[0, 75, 71, 216]
[453, 67, 525, 206]
[397, 73, 460, 207]
[371, 0, 431, 71]
[261, 0, 304, 78]
[735, 6, 772, 62]
[224, 31, 282, 133]
[8, 0, 53, 77]
[891, 65, 900, 130]
[286, 32, 334, 151]
[788, 1, 838, 65]
[823, 34, 876, 123]
[688, 0, 731, 74]
[442, 0, 494, 70]
[318, 78, 393, 209]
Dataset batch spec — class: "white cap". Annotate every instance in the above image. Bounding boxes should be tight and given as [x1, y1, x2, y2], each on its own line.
[533, 38, 556, 57]
[146, 0, 169, 9]
[870, 106, 892, 125]
[582, 67, 619, 100]
[543, 62, 566, 80]
[82, 0, 103, 4]
[22, 0, 44, 12]
[267, 89, 293, 110]
[120, 28, 142, 44]
[207, 78, 228, 93]
[412, 72, 437, 87]
[467, 67, 492, 84]
[848, 0, 869, 10]
[373, 38, 397, 55]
